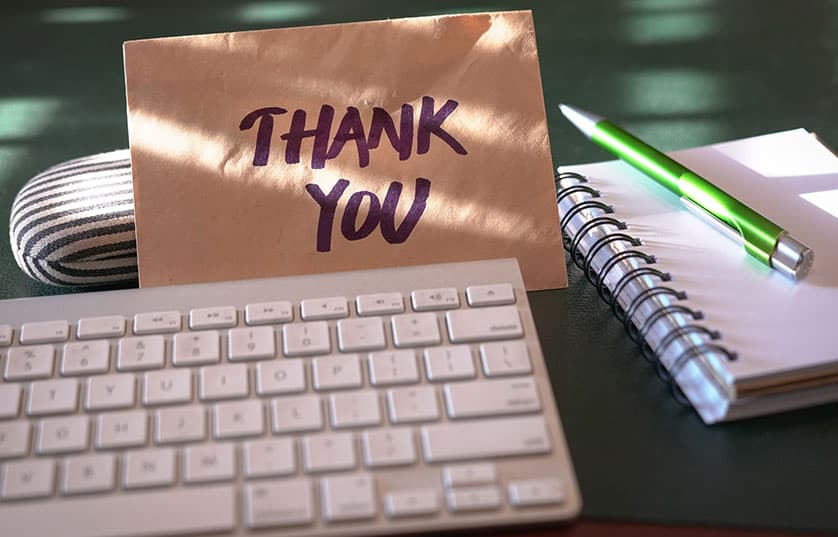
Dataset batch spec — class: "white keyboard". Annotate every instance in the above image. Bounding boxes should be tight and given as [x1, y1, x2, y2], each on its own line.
[0, 258, 580, 537]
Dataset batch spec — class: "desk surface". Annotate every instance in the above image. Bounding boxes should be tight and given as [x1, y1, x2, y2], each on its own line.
[1, 0, 837, 534]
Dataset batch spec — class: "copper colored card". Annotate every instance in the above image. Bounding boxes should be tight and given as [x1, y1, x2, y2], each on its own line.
[123, 10, 567, 290]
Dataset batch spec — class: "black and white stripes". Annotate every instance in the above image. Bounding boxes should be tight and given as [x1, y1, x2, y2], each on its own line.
[9, 149, 138, 286]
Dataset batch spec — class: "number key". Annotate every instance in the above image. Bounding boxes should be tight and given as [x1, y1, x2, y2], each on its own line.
[62, 340, 110, 376]
[282, 322, 330, 357]
[118, 336, 165, 371]
[5, 346, 54, 380]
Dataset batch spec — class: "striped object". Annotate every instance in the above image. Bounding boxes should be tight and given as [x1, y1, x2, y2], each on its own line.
[9, 149, 138, 286]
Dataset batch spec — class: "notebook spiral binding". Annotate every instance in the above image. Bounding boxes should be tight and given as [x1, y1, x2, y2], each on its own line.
[555, 171, 738, 406]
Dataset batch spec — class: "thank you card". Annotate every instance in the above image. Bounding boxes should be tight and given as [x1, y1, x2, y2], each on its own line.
[124, 10, 567, 289]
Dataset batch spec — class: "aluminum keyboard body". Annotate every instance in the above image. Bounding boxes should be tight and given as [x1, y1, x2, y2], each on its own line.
[0, 258, 580, 537]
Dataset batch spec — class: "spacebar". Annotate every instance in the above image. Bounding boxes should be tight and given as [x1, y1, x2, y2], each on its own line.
[420, 416, 552, 462]
[1, 485, 235, 537]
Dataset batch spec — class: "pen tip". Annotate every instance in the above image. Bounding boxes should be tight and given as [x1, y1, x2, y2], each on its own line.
[558, 104, 601, 138]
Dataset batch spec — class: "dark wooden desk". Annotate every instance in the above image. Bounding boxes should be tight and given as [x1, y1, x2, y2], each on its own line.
[1, 0, 836, 535]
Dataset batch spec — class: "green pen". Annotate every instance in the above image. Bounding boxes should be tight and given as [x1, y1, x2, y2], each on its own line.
[559, 104, 814, 280]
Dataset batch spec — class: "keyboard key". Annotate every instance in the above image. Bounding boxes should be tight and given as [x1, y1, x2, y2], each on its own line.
[19, 320, 69, 344]
[302, 433, 355, 473]
[300, 297, 348, 321]
[442, 463, 497, 488]
[256, 360, 306, 395]
[199, 364, 249, 400]
[362, 428, 416, 467]
[282, 321, 331, 357]
[445, 485, 501, 512]
[117, 335, 165, 371]
[391, 313, 441, 347]
[480, 341, 532, 377]
[271, 395, 322, 433]
[245, 301, 293, 325]
[0, 421, 30, 459]
[508, 478, 564, 507]
[143, 369, 192, 406]
[420, 416, 551, 463]
[36, 415, 89, 454]
[189, 306, 237, 330]
[385, 489, 439, 517]
[245, 479, 313, 528]
[184, 443, 236, 483]
[445, 305, 523, 343]
[321, 474, 377, 521]
[155, 405, 206, 444]
[337, 317, 386, 352]
[0, 384, 22, 419]
[1, 459, 54, 499]
[443, 377, 541, 419]
[76, 316, 125, 340]
[356, 293, 404, 316]
[0, 486, 235, 535]
[424, 346, 475, 381]
[228, 326, 276, 361]
[368, 350, 419, 386]
[213, 400, 264, 439]
[329, 390, 381, 428]
[96, 410, 147, 449]
[386, 386, 440, 423]
[86, 374, 135, 410]
[411, 288, 460, 311]
[243, 438, 295, 478]
[61, 340, 110, 376]
[27, 378, 79, 415]
[62, 454, 116, 495]
[123, 447, 176, 489]
[173, 331, 220, 366]
[5, 345, 54, 381]
[466, 283, 516, 307]
[312, 354, 362, 390]
[0, 324, 11, 346]
[133, 311, 181, 335]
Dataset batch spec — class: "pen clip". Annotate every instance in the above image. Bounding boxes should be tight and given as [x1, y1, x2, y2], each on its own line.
[679, 197, 744, 246]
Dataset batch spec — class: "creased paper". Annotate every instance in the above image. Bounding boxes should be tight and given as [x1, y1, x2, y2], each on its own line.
[123, 10, 567, 290]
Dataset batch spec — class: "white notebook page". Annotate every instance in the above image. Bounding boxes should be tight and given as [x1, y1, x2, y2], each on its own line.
[564, 129, 838, 421]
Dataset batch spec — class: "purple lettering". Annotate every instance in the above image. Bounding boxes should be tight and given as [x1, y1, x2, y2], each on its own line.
[239, 107, 287, 166]
[325, 107, 370, 168]
[417, 97, 467, 156]
[380, 177, 431, 244]
[341, 190, 381, 240]
[367, 105, 413, 161]
[305, 179, 350, 252]
[241, 97, 465, 169]
[306, 178, 430, 251]
[281, 105, 334, 169]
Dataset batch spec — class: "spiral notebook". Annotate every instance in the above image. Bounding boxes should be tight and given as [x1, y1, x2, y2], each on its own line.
[557, 128, 838, 424]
